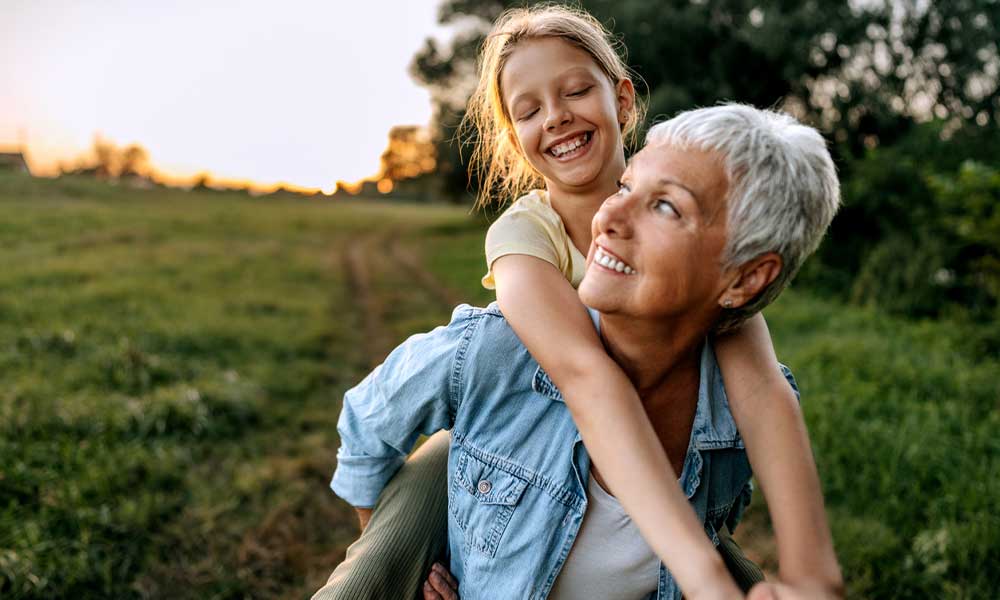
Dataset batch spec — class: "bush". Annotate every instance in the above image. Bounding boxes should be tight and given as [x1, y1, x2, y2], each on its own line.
[814, 123, 1000, 324]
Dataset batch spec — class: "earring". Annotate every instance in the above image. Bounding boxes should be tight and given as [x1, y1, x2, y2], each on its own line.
[723, 299, 733, 309]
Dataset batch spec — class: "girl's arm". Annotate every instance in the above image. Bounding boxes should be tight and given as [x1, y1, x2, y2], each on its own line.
[714, 314, 844, 596]
[492, 254, 741, 600]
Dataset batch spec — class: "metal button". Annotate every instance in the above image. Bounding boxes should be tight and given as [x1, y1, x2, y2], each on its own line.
[477, 479, 492, 494]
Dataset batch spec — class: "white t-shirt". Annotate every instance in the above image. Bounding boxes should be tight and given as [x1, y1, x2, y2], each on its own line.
[548, 474, 660, 599]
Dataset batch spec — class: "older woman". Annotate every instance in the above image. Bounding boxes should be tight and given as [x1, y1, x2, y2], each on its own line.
[318, 104, 842, 600]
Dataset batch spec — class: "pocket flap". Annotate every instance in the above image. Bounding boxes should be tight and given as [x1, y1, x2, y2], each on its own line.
[454, 450, 528, 506]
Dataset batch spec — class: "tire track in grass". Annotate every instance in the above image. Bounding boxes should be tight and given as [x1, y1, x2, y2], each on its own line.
[388, 236, 465, 311]
[343, 231, 397, 369]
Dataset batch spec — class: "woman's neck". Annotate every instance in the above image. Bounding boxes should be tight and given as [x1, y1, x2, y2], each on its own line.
[598, 311, 712, 401]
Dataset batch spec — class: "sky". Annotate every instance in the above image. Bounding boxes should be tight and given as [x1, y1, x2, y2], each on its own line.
[0, 0, 454, 190]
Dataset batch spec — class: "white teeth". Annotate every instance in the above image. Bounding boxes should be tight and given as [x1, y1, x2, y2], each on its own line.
[594, 247, 636, 275]
[550, 133, 589, 157]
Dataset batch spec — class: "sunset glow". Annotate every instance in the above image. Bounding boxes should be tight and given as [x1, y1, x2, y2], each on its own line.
[0, 0, 453, 190]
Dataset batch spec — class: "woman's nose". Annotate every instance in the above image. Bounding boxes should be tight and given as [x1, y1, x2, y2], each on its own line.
[594, 194, 633, 238]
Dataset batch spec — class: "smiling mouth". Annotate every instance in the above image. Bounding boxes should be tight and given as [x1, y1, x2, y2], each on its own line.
[594, 246, 636, 274]
[547, 131, 593, 160]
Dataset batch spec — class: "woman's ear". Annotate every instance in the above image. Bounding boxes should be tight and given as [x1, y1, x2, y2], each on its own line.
[616, 78, 636, 127]
[719, 252, 783, 309]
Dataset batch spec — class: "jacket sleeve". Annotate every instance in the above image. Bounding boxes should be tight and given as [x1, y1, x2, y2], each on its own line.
[331, 306, 477, 507]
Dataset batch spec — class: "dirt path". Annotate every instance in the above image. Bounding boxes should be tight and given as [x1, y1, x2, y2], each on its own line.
[388, 236, 465, 309]
[342, 229, 465, 369]
[343, 231, 395, 369]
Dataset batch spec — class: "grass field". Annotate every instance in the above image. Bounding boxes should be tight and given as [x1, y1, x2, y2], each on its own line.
[2, 172, 998, 599]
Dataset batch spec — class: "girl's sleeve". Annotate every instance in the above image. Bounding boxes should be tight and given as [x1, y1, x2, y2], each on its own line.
[481, 208, 571, 290]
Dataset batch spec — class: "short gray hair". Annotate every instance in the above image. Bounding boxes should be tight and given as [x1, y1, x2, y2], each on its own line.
[645, 104, 840, 332]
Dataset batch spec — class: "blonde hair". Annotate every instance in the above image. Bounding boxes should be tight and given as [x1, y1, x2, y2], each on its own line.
[462, 4, 646, 209]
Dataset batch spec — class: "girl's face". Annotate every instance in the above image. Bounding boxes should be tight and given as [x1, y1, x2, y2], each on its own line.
[500, 37, 633, 196]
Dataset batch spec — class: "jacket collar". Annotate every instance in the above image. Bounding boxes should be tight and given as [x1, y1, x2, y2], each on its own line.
[531, 334, 744, 451]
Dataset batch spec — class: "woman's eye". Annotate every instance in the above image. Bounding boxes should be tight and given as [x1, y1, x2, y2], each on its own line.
[569, 86, 593, 97]
[655, 199, 679, 217]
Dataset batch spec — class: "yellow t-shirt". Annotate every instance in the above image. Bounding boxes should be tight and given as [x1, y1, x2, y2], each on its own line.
[481, 190, 588, 290]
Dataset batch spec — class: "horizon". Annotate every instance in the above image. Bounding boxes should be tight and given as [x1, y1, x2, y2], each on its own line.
[0, 0, 455, 193]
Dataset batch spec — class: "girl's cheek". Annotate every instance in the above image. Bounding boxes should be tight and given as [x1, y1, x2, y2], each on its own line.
[514, 130, 536, 156]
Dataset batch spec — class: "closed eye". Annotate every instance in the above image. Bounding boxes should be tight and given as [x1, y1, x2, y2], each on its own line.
[518, 107, 540, 121]
[568, 85, 593, 97]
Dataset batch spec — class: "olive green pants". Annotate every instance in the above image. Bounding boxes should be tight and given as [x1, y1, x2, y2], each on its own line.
[313, 431, 763, 599]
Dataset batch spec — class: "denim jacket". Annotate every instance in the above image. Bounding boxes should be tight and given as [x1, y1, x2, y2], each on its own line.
[333, 304, 799, 600]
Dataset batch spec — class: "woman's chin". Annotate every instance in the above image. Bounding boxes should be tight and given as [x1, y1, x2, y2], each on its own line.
[577, 276, 617, 312]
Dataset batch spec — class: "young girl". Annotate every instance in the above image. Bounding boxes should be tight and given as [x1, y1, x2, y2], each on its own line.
[319, 6, 841, 600]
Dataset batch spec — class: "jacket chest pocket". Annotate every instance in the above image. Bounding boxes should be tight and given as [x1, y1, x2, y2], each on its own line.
[449, 449, 528, 558]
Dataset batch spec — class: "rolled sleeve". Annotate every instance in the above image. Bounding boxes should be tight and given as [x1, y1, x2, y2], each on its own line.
[332, 442, 405, 508]
[331, 306, 478, 507]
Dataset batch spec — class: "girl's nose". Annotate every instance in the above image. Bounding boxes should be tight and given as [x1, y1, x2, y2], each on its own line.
[544, 104, 572, 131]
[594, 194, 633, 239]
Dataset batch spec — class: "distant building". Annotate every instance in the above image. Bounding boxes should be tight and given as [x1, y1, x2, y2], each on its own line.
[0, 151, 29, 173]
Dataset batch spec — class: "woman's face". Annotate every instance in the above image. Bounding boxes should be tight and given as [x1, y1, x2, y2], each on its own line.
[500, 37, 631, 196]
[578, 142, 732, 321]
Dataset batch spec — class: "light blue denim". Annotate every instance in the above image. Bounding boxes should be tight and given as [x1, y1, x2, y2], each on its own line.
[332, 303, 799, 600]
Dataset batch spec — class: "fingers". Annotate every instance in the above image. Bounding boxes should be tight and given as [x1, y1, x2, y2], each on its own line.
[422, 580, 440, 600]
[748, 581, 841, 600]
[423, 562, 459, 600]
[433, 562, 459, 590]
[422, 580, 443, 600]
[422, 575, 456, 600]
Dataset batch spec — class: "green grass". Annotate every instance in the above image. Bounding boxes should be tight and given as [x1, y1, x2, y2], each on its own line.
[0, 174, 472, 599]
[762, 293, 1000, 598]
[1, 172, 998, 598]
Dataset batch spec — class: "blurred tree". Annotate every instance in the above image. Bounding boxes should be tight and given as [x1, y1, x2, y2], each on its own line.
[411, 27, 486, 203]
[929, 161, 1000, 315]
[191, 172, 212, 191]
[119, 144, 150, 178]
[93, 136, 120, 178]
[82, 136, 152, 179]
[813, 0, 1000, 155]
[377, 126, 437, 182]
[412, 0, 998, 193]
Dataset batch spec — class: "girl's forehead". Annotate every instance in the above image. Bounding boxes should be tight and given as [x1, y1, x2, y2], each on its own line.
[500, 39, 606, 99]
[503, 37, 601, 78]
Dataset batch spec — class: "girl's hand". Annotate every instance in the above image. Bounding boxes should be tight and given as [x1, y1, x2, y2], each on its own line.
[422, 562, 459, 600]
[748, 581, 845, 600]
